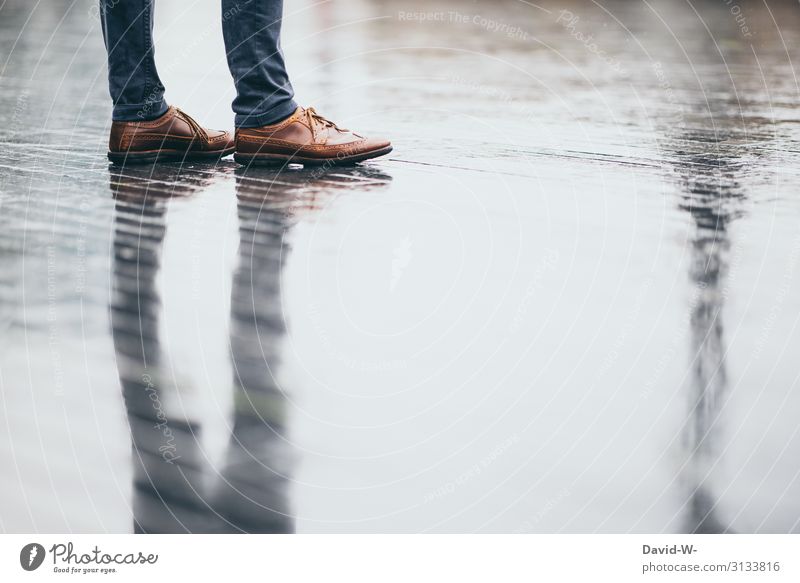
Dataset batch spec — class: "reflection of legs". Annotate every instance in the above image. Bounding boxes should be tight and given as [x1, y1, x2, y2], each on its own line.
[222, 0, 297, 128]
[685, 232, 730, 534]
[211, 185, 294, 533]
[99, 0, 168, 121]
[110, 181, 210, 533]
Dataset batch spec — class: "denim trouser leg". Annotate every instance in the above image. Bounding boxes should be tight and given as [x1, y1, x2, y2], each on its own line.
[100, 0, 169, 121]
[222, 0, 298, 128]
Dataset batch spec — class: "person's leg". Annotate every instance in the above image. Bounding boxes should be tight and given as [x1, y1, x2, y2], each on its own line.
[223, 0, 391, 166]
[100, 1, 235, 164]
[222, 0, 298, 128]
[99, 0, 169, 121]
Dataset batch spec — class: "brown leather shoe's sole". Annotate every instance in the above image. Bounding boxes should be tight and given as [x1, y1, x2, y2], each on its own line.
[233, 145, 393, 167]
[107, 147, 235, 165]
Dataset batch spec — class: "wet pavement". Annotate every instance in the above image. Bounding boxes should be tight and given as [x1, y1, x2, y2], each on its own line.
[1, 0, 800, 533]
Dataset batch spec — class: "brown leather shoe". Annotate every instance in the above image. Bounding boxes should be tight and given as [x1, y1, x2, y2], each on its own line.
[108, 106, 235, 165]
[234, 106, 392, 167]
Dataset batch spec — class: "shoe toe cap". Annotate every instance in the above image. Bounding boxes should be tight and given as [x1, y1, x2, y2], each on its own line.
[208, 129, 235, 152]
[360, 136, 392, 153]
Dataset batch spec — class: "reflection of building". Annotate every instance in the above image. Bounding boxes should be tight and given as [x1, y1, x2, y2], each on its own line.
[666, 87, 760, 534]
[109, 163, 390, 532]
[677, 133, 744, 533]
[639, 0, 772, 533]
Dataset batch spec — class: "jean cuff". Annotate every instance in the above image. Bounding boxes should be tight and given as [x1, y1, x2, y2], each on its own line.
[235, 99, 298, 128]
[112, 99, 169, 122]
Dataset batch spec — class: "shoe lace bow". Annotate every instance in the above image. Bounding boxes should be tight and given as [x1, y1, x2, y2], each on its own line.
[305, 107, 350, 139]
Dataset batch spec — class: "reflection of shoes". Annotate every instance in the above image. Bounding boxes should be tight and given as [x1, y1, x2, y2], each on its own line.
[234, 165, 393, 221]
[108, 106, 235, 165]
[109, 166, 216, 203]
[234, 165, 393, 201]
[234, 106, 392, 167]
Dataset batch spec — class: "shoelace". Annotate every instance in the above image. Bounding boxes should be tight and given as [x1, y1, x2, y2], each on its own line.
[305, 107, 348, 140]
[175, 107, 208, 141]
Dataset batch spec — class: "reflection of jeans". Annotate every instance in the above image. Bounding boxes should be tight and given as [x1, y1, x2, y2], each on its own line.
[99, 0, 297, 127]
[109, 166, 294, 533]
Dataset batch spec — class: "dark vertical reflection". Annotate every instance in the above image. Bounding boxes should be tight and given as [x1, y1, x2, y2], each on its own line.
[110, 163, 392, 533]
[664, 44, 765, 535]
[629, 0, 794, 536]
[109, 166, 219, 533]
[675, 133, 746, 533]
[644, 0, 770, 534]
[216, 164, 391, 530]
[206, 169, 302, 533]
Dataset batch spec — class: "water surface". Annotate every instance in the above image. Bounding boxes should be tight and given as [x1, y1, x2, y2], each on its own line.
[1, 0, 799, 533]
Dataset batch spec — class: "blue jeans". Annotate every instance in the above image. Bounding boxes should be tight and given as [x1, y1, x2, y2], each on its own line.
[99, 0, 297, 127]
